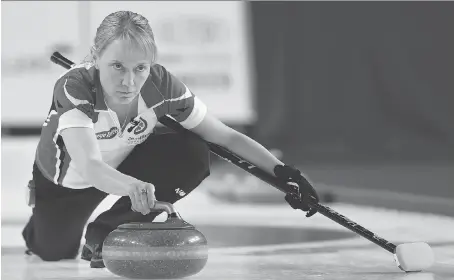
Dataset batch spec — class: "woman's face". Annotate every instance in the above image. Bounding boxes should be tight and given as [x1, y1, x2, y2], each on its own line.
[96, 39, 153, 105]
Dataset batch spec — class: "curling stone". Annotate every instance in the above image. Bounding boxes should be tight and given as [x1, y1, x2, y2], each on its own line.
[102, 201, 209, 279]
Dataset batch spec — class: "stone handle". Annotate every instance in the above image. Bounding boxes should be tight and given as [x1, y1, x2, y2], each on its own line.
[152, 201, 179, 216]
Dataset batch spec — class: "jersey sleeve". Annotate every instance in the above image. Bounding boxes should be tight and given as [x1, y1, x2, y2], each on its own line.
[158, 66, 207, 129]
[53, 74, 96, 134]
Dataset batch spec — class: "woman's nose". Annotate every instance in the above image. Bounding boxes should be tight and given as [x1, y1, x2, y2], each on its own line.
[122, 71, 135, 87]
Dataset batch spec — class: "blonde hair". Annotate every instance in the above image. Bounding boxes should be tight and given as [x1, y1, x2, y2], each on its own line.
[84, 11, 158, 64]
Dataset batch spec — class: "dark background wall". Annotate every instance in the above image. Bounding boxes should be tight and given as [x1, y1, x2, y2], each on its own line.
[250, 2, 454, 164]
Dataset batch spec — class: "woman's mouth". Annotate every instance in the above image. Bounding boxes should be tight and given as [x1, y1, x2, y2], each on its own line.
[118, 91, 136, 95]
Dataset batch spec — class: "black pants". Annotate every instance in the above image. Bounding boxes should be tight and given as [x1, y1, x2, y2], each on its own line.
[22, 132, 210, 261]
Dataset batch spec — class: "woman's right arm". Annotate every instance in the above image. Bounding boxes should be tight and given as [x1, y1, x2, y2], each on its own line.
[60, 127, 156, 214]
[51, 74, 154, 214]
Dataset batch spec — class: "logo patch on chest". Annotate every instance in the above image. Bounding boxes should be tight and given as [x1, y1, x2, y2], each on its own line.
[133, 117, 148, 135]
[96, 127, 119, 139]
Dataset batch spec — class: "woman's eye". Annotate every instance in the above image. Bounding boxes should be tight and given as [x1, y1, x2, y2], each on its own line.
[112, 63, 123, 70]
[136, 65, 147, 72]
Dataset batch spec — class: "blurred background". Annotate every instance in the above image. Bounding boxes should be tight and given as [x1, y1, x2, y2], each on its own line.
[2, 1, 454, 227]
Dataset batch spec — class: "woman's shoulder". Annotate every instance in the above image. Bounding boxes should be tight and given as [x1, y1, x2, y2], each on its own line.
[54, 63, 98, 101]
[148, 63, 180, 85]
[147, 63, 185, 92]
[148, 64, 165, 84]
[57, 63, 97, 85]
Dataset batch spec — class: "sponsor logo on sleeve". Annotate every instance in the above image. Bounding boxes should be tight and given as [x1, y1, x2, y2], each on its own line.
[96, 127, 119, 139]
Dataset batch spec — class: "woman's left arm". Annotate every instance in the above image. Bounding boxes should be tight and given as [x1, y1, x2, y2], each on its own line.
[190, 113, 284, 175]
[190, 112, 320, 217]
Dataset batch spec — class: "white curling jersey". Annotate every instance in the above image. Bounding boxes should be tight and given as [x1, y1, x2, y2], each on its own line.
[35, 63, 207, 189]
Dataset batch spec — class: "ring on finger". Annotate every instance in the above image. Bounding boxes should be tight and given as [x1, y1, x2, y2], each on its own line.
[141, 189, 148, 195]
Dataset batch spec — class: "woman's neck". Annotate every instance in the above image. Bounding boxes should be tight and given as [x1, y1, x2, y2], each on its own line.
[104, 95, 138, 113]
